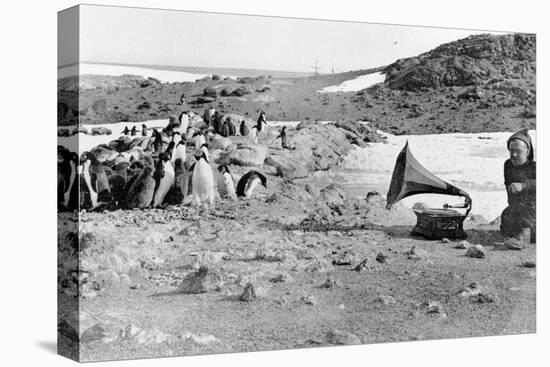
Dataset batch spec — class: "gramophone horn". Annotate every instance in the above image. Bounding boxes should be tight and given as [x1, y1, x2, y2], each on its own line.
[386, 141, 469, 209]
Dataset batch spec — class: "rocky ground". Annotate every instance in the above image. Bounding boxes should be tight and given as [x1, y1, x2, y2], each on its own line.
[58, 183, 536, 362]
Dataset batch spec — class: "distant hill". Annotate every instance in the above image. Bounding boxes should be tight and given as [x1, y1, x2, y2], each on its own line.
[58, 33, 536, 134]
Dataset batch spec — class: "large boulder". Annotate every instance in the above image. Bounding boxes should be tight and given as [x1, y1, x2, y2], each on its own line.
[264, 121, 381, 178]
[217, 144, 267, 166]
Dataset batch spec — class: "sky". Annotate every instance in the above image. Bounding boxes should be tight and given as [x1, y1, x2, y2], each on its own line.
[61, 4, 509, 73]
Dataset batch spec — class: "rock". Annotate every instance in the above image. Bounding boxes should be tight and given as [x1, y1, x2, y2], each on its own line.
[520, 261, 536, 268]
[178, 266, 224, 294]
[365, 191, 382, 204]
[326, 330, 362, 345]
[375, 295, 396, 305]
[119, 324, 142, 339]
[217, 144, 267, 166]
[201, 251, 230, 265]
[376, 252, 388, 263]
[405, 246, 421, 260]
[457, 282, 482, 298]
[333, 251, 355, 266]
[80, 323, 107, 344]
[270, 272, 293, 283]
[469, 293, 499, 304]
[139, 256, 165, 271]
[240, 283, 258, 302]
[426, 301, 445, 317]
[182, 331, 220, 345]
[453, 240, 470, 249]
[465, 245, 485, 258]
[441, 238, 451, 243]
[203, 86, 217, 97]
[320, 277, 339, 289]
[230, 85, 252, 96]
[301, 295, 317, 306]
[90, 126, 112, 136]
[354, 258, 370, 272]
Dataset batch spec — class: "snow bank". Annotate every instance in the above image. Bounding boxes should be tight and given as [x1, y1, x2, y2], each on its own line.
[58, 119, 170, 153]
[318, 72, 385, 93]
[58, 63, 208, 83]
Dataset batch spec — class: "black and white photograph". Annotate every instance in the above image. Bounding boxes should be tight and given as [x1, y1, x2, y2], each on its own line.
[3, 1, 548, 366]
[55, 3, 540, 362]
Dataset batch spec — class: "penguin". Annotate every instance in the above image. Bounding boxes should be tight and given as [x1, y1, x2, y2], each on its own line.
[256, 111, 267, 133]
[227, 119, 237, 136]
[240, 120, 249, 136]
[141, 124, 150, 137]
[57, 146, 78, 211]
[165, 140, 176, 162]
[79, 151, 112, 210]
[164, 158, 189, 206]
[200, 143, 210, 163]
[152, 129, 164, 154]
[171, 139, 187, 167]
[172, 131, 182, 146]
[212, 111, 222, 135]
[194, 131, 206, 150]
[202, 109, 211, 126]
[191, 150, 215, 207]
[108, 162, 130, 206]
[236, 170, 267, 199]
[122, 126, 130, 135]
[275, 126, 291, 150]
[179, 112, 190, 133]
[221, 120, 230, 137]
[130, 126, 138, 136]
[217, 165, 237, 201]
[250, 126, 258, 144]
[152, 152, 175, 208]
[125, 166, 155, 209]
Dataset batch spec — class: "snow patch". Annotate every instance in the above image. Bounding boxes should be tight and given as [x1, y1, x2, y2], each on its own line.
[318, 72, 385, 93]
[58, 63, 209, 83]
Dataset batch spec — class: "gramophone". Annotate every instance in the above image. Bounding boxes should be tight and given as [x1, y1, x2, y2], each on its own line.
[386, 141, 472, 239]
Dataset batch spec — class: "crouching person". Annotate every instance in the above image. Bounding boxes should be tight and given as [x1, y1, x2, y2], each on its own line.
[500, 128, 536, 250]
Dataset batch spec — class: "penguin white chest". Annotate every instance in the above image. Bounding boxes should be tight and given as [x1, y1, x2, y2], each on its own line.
[223, 172, 237, 200]
[180, 115, 190, 132]
[80, 160, 98, 207]
[153, 162, 175, 207]
[244, 177, 261, 199]
[192, 160, 214, 204]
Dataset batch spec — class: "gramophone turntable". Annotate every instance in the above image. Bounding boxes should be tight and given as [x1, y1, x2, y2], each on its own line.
[386, 142, 472, 240]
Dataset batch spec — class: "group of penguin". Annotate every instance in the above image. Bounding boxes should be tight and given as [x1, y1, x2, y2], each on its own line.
[57, 110, 275, 212]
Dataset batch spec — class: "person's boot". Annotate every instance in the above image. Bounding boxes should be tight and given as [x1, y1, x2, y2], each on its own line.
[504, 228, 531, 250]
